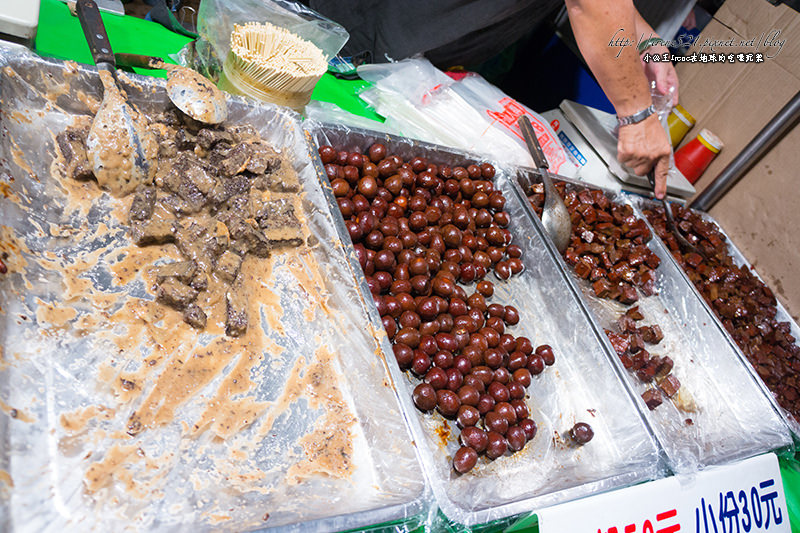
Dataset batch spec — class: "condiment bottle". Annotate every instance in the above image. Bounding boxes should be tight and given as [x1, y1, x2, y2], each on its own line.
[667, 104, 696, 147]
[674, 128, 723, 184]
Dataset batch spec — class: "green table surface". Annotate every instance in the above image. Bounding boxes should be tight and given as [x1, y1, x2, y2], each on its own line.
[34, 0, 381, 122]
[27, 1, 800, 531]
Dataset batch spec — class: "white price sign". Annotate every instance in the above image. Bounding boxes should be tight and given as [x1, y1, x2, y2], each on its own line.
[539, 453, 789, 533]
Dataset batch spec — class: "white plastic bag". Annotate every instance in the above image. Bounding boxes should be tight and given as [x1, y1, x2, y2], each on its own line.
[452, 73, 577, 177]
[355, 57, 576, 175]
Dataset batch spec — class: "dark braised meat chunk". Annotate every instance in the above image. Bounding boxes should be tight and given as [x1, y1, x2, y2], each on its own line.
[659, 374, 681, 398]
[160, 153, 215, 213]
[196, 128, 234, 150]
[130, 219, 176, 245]
[156, 278, 198, 309]
[605, 310, 680, 408]
[218, 143, 252, 177]
[216, 250, 243, 283]
[225, 277, 248, 337]
[129, 187, 156, 222]
[642, 388, 663, 410]
[56, 126, 93, 181]
[246, 140, 281, 174]
[252, 165, 300, 193]
[153, 260, 197, 284]
[221, 214, 272, 258]
[255, 196, 304, 248]
[183, 303, 207, 330]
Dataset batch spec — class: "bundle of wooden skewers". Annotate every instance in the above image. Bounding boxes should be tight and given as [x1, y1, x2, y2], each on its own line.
[222, 22, 328, 111]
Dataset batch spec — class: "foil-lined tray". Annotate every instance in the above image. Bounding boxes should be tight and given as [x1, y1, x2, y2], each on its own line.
[509, 170, 791, 474]
[306, 122, 662, 528]
[0, 47, 427, 532]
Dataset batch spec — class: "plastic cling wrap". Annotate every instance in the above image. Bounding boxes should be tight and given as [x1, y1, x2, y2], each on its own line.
[305, 121, 661, 528]
[512, 173, 792, 474]
[0, 48, 427, 532]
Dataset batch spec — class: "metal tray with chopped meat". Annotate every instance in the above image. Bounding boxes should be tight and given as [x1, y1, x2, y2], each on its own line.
[634, 196, 800, 439]
[511, 171, 791, 473]
[0, 47, 428, 532]
[305, 121, 662, 528]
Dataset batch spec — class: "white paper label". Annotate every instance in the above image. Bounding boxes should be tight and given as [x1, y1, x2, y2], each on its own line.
[539, 453, 789, 533]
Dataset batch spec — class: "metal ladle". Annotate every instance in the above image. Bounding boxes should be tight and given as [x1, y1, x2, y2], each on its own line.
[646, 171, 707, 260]
[115, 53, 228, 125]
[517, 116, 572, 254]
[76, 0, 157, 196]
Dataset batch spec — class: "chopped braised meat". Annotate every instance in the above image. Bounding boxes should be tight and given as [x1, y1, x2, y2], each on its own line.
[225, 278, 248, 337]
[624, 306, 644, 321]
[219, 143, 252, 176]
[659, 374, 681, 398]
[130, 219, 176, 245]
[246, 140, 280, 174]
[216, 250, 243, 283]
[153, 260, 197, 284]
[252, 165, 299, 193]
[182, 303, 207, 329]
[86, 114, 308, 336]
[629, 333, 646, 354]
[656, 356, 674, 379]
[129, 187, 157, 221]
[642, 388, 663, 410]
[645, 202, 800, 419]
[221, 214, 272, 258]
[156, 278, 198, 309]
[196, 128, 234, 150]
[56, 126, 93, 181]
[605, 330, 630, 357]
[640, 324, 664, 344]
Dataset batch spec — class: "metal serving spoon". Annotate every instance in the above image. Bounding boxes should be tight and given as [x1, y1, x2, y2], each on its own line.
[76, 0, 157, 196]
[646, 170, 707, 259]
[115, 53, 228, 125]
[518, 116, 572, 254]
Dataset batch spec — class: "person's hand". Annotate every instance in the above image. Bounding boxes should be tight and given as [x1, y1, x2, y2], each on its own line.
[642, 44, 679, 103]
[617, 113, 672, 199]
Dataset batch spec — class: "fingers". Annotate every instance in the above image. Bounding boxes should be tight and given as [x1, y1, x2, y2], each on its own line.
[654, 155, 669, 199]
[616, 115, 673, 197]
[670, 72, 680, 104]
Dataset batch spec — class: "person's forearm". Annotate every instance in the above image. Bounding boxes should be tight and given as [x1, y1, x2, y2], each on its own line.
[565, 0, 650, 116]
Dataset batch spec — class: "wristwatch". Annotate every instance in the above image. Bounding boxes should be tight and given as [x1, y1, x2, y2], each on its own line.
[617, 104, 656, 127]
[638, 37, 663, 54]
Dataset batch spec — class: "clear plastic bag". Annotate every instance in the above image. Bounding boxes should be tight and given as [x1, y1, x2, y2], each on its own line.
[451, 73, 577, 177]
[303, 100, 395, 134]
[184, 0, 349, 82]
[355, 57, 576, 175]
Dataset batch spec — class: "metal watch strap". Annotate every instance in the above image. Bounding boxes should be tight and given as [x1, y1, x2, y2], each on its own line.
[617, 104, 656, 127]
[638, 37, 663, 54]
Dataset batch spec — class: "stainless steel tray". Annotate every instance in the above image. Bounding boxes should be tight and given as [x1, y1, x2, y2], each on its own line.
[510, 172, 792, 473]
[0, 47, 427, 532]
[630, 194, 800, 438]
[305, 122, 662, 528]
